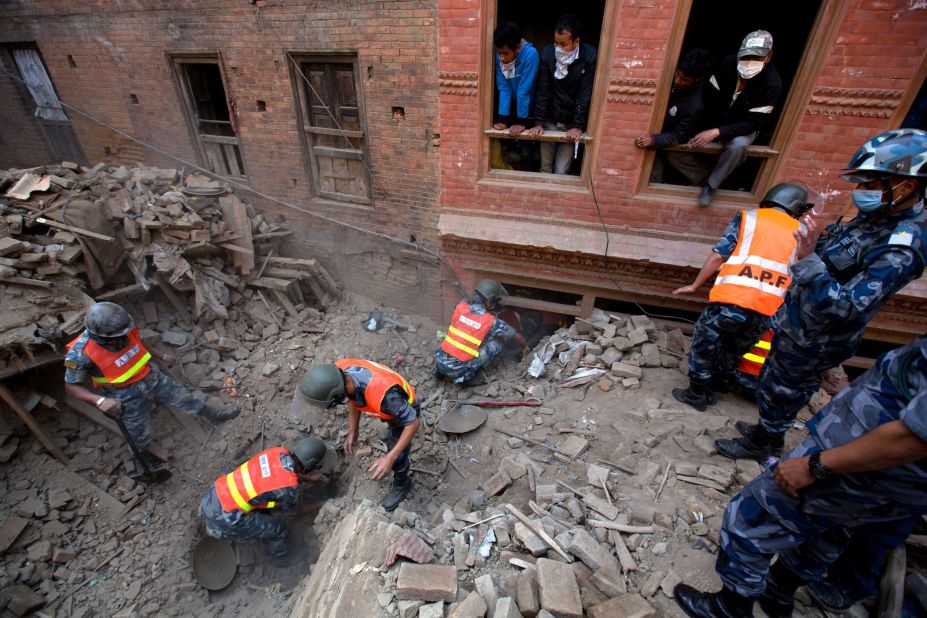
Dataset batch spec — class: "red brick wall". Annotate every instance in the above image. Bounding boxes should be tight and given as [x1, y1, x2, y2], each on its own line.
[436, 0, 927, 331]
[0, 0, 444, 319]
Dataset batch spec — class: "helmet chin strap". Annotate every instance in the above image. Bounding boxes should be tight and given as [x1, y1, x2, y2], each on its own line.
[881, 178, 914, 212]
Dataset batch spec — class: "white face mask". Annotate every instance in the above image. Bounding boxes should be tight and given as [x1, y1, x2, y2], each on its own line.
[737, 59, 765, 79]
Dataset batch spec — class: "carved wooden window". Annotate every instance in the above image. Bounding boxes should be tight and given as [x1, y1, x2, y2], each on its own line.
[642, 0, 842, 201]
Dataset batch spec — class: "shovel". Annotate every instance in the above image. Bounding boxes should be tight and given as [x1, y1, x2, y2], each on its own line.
[114, 414, 172, 484]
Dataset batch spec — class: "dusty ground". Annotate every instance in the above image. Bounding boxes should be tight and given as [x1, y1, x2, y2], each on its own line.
[0, 292, 879, 617]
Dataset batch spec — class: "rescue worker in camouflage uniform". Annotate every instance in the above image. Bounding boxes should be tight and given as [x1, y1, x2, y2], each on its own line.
[64, 302, 240, 481]
[673, 333, 927, 618]
[672, 183, 812, 411]
[434, 279, 529, 385]
[200, 437, 329, 559]
[717, 128, 927, 460]
[294, 359, 420, 511]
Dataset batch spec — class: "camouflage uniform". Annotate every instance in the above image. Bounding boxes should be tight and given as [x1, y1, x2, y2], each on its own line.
[434, 300, 518, 384]
[64, 331, 205, 463]
[343, 364, 419, 479]
[687, 212, 773, 385]
[716, 334, 927, 598]
[200, 450, 300, 556]
[755, 199, 927, 440]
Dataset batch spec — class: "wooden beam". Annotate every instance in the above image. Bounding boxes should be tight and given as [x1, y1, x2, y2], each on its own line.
[0, 384, 68, 465]
[501, 295, 583, 317]
[37, 217, 116, 242]
[155, 272, 193, 327]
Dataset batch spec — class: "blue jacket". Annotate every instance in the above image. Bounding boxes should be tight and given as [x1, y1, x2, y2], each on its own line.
[494, 41, 539, 125]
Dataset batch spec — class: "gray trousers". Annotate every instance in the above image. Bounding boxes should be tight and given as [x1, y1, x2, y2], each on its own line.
[539, 122, 575, 175]
[664, 132, 757, 188]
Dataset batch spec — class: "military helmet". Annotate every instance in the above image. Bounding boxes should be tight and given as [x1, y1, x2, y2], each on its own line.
[474, 279, 507, 305]
[760, 182, 813, 217]
[297, 364, 346, 408]
[85, 302, 134, 338]
[290, 436, 327, 471]
[841, 128, 927, 182]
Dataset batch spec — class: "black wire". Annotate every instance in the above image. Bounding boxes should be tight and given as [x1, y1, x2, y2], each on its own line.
[588, 176, 696, 325]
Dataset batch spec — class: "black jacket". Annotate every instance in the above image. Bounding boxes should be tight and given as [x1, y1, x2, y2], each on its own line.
[533, 43, 597, 130]
[704, 54, 782, 142]
[652, 83, 706, 148]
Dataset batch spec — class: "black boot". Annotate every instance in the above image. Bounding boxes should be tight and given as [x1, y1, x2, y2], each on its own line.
[805, 579, 859, 613]
[735, 421, 784, 456]
[129, 453, 172, 483]
[382, 476, 412, 512]
[673, 379, 713, 412]
[758, 562, 806, 618]
[674, 584, 754, 618]
[201, 401, 241, 424]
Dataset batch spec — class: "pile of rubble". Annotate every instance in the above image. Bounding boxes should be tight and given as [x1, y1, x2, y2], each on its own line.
[0, 162, 340, 374]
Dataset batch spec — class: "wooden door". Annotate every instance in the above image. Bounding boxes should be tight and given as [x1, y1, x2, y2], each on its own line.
[301, 61, 370, 203]
[176, 61, 246, 178]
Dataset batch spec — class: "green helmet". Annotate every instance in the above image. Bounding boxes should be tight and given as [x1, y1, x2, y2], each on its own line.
[85, 302, 134, 338]
[297, 364, 345, 409]
[760, 182, 813, 217]
[474, 279, 507, 305]
[841, 128, 927, 182]
[290, 437, 327, 471]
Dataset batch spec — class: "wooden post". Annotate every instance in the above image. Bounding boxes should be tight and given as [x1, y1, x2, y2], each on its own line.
[0, 384, 68, 465]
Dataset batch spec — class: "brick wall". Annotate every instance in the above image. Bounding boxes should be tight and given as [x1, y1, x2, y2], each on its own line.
[0, 0, 444, 319]
[436, 0, 927, 335]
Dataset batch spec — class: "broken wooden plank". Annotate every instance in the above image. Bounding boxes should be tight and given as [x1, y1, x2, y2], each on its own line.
[271, 289, 299, 318]
[245, 276, 294, 293]
[607, 530, 637, 573]
[504, 504, 571, 561]
[878, 545, 906, 618]
[676, 474, 728, 492]
[0, 237, 26, 257]
[586, 520, 655, 535]
[155, 272, 193, 327]
[0, 276, 54, 288]
[267, 256, 318, 268]
[218, 195, 254, 275]
[96, 283, 148, 300]
[37, 217, 116, 242]
[555, 480, 621, 521]
[0, 384, 68, 465]
[314, 264, 342, 298]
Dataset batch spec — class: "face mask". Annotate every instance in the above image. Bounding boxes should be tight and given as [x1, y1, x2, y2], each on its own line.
[737, 60, 765, 79]
[850, 189, 884, 213]
[851, 181, 909, 213]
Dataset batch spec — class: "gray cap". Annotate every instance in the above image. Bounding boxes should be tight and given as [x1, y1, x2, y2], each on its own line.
[738, 30, 773, 58]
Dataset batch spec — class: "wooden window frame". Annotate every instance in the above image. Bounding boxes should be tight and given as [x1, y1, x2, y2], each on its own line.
[476, 0, 619, 192]
[635, 0, 848, 207]
[287, 51, 373, 207]
[169, 53, 248, 180]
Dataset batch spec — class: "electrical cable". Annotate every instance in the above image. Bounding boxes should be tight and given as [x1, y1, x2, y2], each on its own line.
[588, 176, 697, 325]
[0, 65, 468, 299]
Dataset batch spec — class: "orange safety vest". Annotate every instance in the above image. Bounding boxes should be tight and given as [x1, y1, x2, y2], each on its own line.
[334, 359, 416, 421]
[215, 447, 298, 513]
[440, 301, 495, 362]
[737, 329, 774, 376]
[709, 208, 799, 317]
[66, 328, 152, 388]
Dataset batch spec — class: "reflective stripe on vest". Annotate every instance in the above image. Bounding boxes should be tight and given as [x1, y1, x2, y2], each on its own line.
[214, 447, 298, 513]
[440, 301, 495, 361]
[709, 209, 799, 317]
[737, 330, 774, 376]
[67, 328, 152, 388]
[334, 359, 416, 421]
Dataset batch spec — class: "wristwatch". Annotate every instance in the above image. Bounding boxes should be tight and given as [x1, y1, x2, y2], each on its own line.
[808, 452, 834, 481]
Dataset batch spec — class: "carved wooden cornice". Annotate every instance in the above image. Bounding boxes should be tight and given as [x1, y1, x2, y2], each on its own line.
[439, 71, 478, 96]
[440, 236, 927, 332]
[607, 77, 657, 105]
[806, 87, 903, 119]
